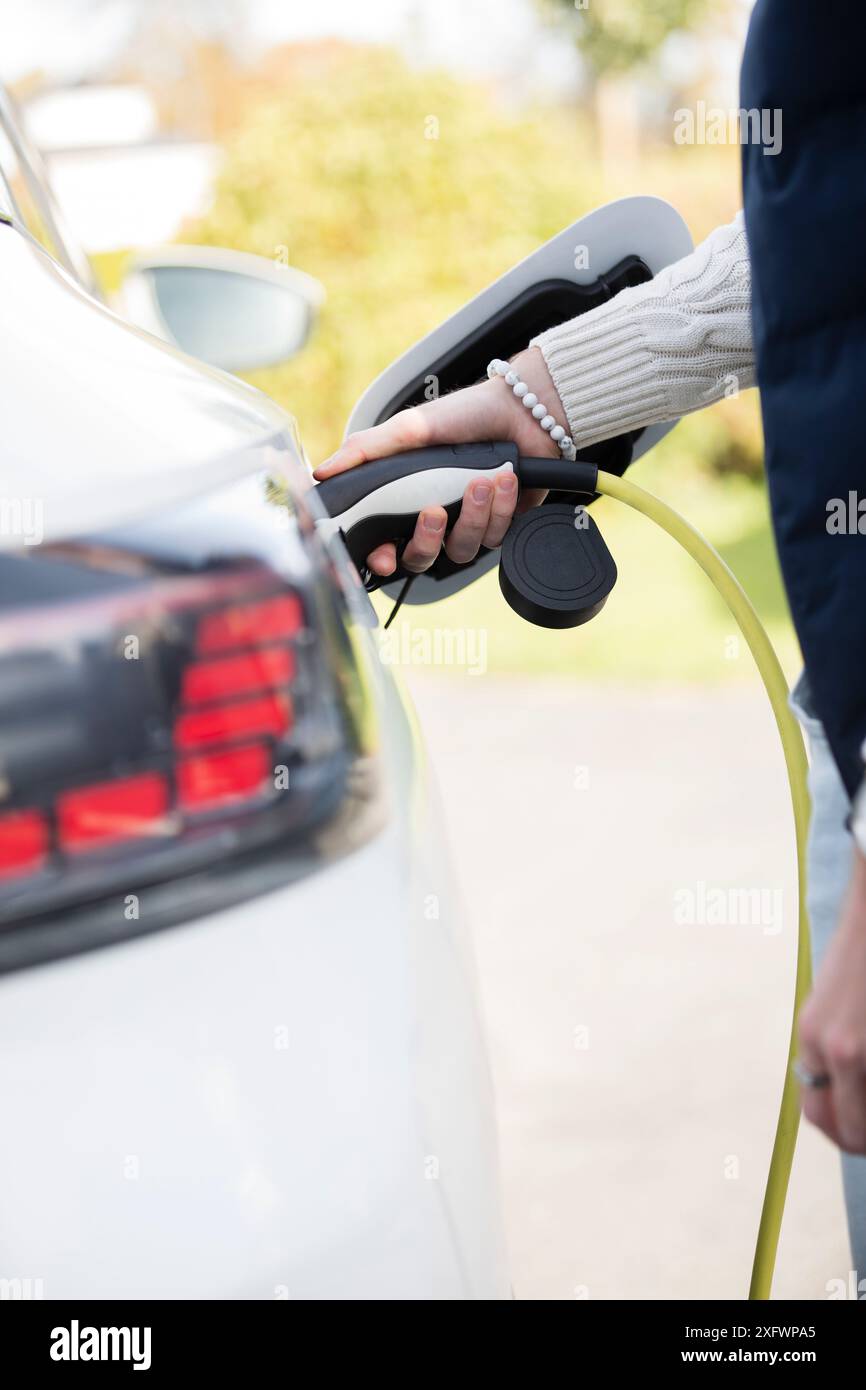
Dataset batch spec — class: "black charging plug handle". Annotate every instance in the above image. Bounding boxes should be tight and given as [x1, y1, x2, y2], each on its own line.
[314, 441, 598, 568]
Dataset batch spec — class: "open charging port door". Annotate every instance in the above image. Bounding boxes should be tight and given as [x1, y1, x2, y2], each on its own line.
[344, 195, 692, 604]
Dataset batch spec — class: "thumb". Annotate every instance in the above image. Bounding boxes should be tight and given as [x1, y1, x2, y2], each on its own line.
[313, 382, 494, 479]
[313, 405, 434, 479]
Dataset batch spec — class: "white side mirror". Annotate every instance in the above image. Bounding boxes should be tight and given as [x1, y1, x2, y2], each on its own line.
[117, 245, 324, 373]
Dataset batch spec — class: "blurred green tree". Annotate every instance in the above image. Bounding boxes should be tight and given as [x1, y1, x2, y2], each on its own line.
[182, 41, 759, 480]
[548, 0, 709, 75]
[188, 44, 599, 464]
[543, 0, 709, 175]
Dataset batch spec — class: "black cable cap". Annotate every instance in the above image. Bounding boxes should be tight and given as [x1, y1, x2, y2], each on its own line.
[499, 503, 617, 628]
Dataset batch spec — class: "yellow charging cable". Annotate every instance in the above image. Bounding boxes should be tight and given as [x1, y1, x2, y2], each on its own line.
[594, 469, 812, 1300]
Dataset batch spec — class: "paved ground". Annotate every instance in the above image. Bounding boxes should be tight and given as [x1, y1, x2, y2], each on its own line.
[405, 675, 851, 1301]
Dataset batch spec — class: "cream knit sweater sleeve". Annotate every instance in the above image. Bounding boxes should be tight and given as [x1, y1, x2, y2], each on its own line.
[530, 213, 754, 449]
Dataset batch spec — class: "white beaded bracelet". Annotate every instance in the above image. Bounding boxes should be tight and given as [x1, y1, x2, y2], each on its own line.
[486, 358, 577, 461]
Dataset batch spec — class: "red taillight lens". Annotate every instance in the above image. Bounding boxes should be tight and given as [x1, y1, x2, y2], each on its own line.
[195, 594, 303, 653]
[0, 810, 49, 880]
[0, 552, 349, 918]
[177, 743, 271, 811]
[57, 773, 171, 852]
[181, 648, 295, 705]
[174, 693, 292, 750]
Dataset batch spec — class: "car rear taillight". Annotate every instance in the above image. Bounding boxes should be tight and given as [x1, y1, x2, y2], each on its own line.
[0, 477, 380, 959]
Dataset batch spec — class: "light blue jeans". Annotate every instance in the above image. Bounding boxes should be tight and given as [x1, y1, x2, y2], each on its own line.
[791, 674, 866, 1277]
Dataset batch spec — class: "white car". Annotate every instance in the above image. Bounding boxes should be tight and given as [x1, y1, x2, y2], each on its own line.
[0, 84, 689, 1302]
[0, 85, 510, 1301]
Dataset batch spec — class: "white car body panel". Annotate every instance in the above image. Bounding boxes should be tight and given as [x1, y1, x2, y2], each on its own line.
[0, 226, 300, 547]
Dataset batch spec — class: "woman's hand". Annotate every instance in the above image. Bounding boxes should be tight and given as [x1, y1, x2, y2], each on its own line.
[798, 849, 866, 1153]
[313, 347, 570, 577]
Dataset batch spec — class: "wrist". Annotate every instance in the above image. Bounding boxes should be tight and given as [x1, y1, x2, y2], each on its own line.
[508, 347, 570, 434]
[840, 844, 866, 944]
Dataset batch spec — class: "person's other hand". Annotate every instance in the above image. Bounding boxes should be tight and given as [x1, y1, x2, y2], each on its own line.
[798, 849, 866, 1153]
[313, 347, 570, 577]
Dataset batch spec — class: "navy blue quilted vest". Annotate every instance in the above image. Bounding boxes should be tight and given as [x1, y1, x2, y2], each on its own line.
[741, 0, 866, 799]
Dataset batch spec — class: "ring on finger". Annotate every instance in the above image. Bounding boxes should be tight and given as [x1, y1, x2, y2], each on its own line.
[793, 1059, 832, 1089]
